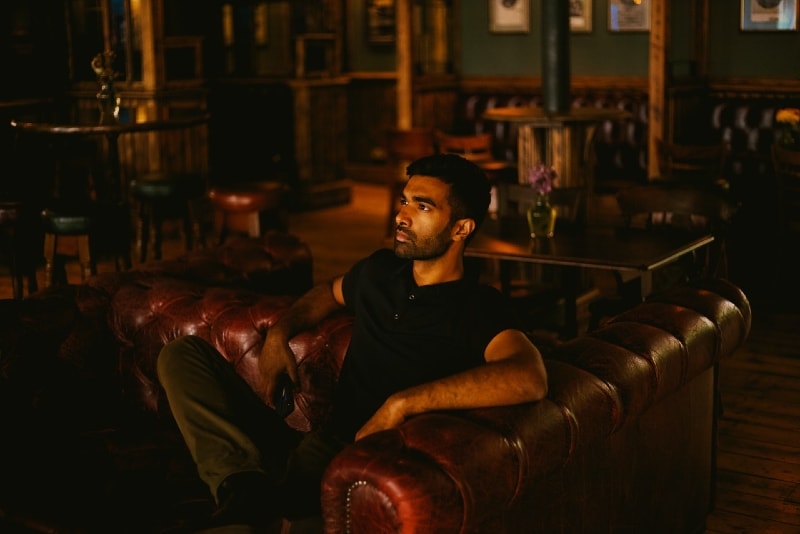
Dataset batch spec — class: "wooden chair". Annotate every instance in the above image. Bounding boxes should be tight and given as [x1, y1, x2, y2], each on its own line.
[655, 139, 729, 192]
[434, 130, 516, 184]
[589, 184, 738, 328]
[384, 128, 437, 238]
[616, 184, 737, 279]
[770, 144, 800, 287]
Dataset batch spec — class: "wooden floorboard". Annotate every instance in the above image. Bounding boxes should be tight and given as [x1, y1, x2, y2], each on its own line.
[708, 309, 800, 534]
[2, 182, 799, 533]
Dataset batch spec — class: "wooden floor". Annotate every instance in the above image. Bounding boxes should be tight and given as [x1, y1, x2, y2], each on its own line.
[1, 182, 799, 533]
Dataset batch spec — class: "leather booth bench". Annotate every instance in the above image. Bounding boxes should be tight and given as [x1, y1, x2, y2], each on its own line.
[453, 88, 650, 193]
[0, 266, 750, 533]
[709, 96, 800, 198]
[454, 89, 800, 198]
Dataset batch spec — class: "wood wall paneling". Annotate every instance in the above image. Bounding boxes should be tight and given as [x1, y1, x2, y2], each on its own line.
[346, 76, 397, 163]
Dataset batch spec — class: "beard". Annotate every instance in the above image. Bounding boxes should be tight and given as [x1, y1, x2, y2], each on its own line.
[393, 222, 454, 260]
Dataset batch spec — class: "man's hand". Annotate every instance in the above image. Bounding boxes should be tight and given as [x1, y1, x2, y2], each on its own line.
[257, 277, 346, 407]
[355, 395, 409, 441]
[259, 333, 299, 409]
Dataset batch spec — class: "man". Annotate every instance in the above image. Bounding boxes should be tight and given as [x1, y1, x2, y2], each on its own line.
[157, 154, 548, 532]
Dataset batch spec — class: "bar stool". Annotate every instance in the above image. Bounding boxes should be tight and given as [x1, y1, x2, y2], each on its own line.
[34, 135, 124, 287]
[40, 204, 95, 288]
[207, 181, 288, 245]
[0, 201, 39, 298]
[129, 172, 208, 263]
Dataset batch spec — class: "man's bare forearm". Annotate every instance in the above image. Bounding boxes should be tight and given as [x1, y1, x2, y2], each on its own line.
[269, 280, 344, 342]
[355, 331, 548, 440]
[396, 353, 547, 415]
[260, 279, 345, 395]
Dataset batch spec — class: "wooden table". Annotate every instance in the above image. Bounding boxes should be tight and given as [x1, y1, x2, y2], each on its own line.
[467, 216, 714, 337]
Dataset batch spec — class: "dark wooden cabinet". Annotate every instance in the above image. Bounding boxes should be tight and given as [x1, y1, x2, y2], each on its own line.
[55, 0, 349, 209]
[209, 0, 350, 209]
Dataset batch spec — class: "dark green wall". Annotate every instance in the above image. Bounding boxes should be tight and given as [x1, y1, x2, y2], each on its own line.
[708, 0, 800, 78]
[459, 0, 649, 77]
[348, 0, 798, 81]
[348, 0, 396, 71]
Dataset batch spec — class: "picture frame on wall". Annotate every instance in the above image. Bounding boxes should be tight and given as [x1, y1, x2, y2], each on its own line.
[741, 0, 797, 31]
[489, 0, 530, 34]
[608, 0, 650, 32]
[367, 0, 396, 45]
[570, 0, 592, 33]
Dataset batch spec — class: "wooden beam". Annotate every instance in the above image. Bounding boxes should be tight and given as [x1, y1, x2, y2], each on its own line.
[396, 0, 412, 129]
[648, 0, 668, 179]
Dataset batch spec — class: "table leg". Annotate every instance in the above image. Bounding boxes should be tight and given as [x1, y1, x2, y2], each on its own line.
[499, 261, 513, 297]
[640, 271, 653, 299]
[562, 266, 580, 339]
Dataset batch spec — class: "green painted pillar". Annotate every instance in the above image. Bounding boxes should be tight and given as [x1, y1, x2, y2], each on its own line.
[541, 0, 571, 114]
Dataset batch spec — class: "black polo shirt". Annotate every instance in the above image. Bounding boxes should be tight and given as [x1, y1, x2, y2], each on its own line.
[326, 248, 520, 442]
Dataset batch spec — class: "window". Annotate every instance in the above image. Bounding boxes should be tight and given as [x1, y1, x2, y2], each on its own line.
[67, 0, 142, 83]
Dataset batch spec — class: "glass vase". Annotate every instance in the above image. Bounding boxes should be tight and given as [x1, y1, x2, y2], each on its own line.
[527, 195, 557, 238]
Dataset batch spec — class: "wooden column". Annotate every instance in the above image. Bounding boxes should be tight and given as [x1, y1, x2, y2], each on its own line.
[648, 0, 668, 178]
[396, 0, 412, 129]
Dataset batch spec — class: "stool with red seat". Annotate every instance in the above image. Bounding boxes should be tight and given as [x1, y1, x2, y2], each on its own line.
[207, 181, 288, 245]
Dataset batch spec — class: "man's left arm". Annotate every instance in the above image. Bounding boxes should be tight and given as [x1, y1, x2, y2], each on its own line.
[355, 329, 548, 441]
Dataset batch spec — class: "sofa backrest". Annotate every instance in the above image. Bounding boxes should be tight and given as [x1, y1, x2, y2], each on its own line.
[709, 97, 800, 191]
[102, 274, 352, 432]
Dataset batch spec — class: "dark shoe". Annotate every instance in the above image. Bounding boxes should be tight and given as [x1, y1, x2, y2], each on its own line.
[209, 471, 282, 530]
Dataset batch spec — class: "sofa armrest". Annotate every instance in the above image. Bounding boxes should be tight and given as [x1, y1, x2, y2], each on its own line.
[320, 279, 752, 534]
[321, 359, 620, 534]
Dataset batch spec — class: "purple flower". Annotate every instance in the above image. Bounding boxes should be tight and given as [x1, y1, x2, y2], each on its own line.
[527, 164, 557, 195]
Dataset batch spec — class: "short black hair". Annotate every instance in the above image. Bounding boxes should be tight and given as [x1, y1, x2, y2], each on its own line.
[405, 153, 491, 230]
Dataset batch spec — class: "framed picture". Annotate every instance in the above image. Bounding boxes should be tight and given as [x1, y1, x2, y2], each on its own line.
[608, 0, 650, 32]
[570, 0, 592, 32]
[741, 0, 797, 31]
[489, 0, 530, 34]
[367, 0, 396, 45]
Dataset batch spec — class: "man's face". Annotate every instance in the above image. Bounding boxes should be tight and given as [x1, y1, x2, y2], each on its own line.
[393, 175, 457, 260]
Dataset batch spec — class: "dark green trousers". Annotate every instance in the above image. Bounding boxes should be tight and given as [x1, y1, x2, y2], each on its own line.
[157, 335, 346, 519]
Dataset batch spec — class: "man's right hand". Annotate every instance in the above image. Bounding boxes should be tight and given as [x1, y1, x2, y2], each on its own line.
[259, 333, 299, 408]
[256, 276, 345, 407]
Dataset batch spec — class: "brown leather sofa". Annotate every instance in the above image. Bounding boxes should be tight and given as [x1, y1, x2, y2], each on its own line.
[0, 257, 750, 533]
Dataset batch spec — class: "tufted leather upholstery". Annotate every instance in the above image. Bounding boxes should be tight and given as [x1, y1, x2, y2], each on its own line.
[454, 89, 650, 192]
[0, 272, 750, 533]
[709, 98, 800, 196]
[321, 278, 750, 534]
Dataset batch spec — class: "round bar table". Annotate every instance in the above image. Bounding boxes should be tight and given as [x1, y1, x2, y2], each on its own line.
[10, 113, 210, 205]
[9, 113, 210, 272]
